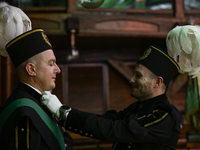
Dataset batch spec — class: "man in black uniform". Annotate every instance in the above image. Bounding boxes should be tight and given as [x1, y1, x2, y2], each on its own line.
[0, 29, 73, 150]
[41, 46, 181, 150]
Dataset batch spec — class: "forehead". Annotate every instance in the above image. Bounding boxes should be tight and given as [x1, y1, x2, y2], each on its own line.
[41, 49, 54, 55]
[40, 49, 55, 59]
[134, 64, 152, 74]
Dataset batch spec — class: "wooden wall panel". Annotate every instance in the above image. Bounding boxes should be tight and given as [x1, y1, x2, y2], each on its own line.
[55, 63, 110, 114]
[68, 66, 104, 114]
[109, 65, 136, 111]
[95, 20, 158, 32]
[0, 57, 16, 106]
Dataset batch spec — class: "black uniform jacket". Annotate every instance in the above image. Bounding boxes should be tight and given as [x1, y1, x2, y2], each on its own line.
[0, 82, 73, 150]
[64, 94, 181, 150]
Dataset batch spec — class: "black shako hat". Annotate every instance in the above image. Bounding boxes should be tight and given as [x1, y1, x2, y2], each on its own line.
[137, 46, 180, 85]
[5, 28, 52, 68]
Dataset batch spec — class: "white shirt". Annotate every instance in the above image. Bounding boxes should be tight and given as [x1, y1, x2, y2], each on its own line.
[21, 82, 42, 94]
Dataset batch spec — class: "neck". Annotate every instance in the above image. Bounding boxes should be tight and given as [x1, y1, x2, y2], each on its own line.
[139, 90, 165, 102]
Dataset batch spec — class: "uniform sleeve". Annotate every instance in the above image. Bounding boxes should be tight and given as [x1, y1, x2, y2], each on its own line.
[128, 109, 177, 143]
[101, 103, 136, 120]
[64, 107, 178, 143]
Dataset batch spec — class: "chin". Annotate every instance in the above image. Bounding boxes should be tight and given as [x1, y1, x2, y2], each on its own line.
[131, 93, 139, 99]
[51, 83, 56, 89]
[47, 87, 55, 92]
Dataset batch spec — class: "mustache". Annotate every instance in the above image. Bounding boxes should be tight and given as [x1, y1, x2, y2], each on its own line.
[131, 84, 138, 88]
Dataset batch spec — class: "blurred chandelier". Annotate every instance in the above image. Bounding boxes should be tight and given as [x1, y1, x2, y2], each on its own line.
[77, 0, 105, 9]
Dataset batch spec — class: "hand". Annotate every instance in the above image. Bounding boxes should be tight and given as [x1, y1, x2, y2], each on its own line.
[41, 91, 62, 118]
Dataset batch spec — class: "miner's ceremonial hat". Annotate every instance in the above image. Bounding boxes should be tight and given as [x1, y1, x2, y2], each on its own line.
[137, 46, 180, 85]
[5, 28, 52, 68]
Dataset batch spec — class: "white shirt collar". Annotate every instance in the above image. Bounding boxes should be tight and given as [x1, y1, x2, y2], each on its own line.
[21, 82, 42, 94]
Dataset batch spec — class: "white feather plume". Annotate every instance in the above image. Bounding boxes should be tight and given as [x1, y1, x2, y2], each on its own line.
[0, 2, 32, 57]
[166, 25, 200, 78]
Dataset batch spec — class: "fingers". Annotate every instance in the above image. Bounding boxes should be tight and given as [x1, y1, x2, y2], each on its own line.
[40, 91, 51, 104]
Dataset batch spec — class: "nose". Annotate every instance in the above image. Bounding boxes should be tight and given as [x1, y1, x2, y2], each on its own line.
[55, 64, 61, 74]
[129, 76, 135, 83]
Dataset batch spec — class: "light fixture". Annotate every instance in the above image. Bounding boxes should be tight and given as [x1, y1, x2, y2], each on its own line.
[67, 29, 79, 61]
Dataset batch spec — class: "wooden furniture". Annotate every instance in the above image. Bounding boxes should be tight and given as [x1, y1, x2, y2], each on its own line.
[1, 0, 200, 149]
[18, 0, 200, 36]
[177, 124, 200, 150]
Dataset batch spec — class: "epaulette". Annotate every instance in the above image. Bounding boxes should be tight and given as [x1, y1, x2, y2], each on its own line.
[137, 102, 172, 128]
[153, 102, 173, 113]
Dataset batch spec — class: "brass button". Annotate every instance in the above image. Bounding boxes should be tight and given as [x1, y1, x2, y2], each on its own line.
[68, 127, 72, 130]
[85, 133, 88, 136]
[21, 128, 24, 132]
[79, 131, 82, 133]
[74, 129, 78, 131]
[90, 135, 93, 137]
[127, 145, 131, 149]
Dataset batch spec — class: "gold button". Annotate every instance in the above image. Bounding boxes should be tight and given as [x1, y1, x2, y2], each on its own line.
[79, 131, 82, 133]
[21, 128, 24, 132]
[85, 133, 88, 136]
[90, 135, 93, 137]
[74, 129, 78, 131]
[68, 127, 72, 129]
[127, 145, 131, 149]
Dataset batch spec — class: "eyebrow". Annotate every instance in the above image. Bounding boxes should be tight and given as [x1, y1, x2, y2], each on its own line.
[48, 59, 56, 63]
[133, 69, 141, 74]
[133, 69, 143, 77]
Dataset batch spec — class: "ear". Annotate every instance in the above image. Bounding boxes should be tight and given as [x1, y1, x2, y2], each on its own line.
[25, 63, 36, 76]
[154, 76, 164, 88]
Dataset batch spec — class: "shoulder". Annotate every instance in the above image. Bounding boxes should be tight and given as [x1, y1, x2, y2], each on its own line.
[153, 101, 173, 113]
[1, 97, 50, 127]
[138, 101, 180, 128]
